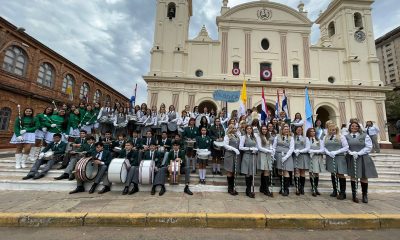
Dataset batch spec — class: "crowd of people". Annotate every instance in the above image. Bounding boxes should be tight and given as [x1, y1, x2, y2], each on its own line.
[10, 100, 381, 203]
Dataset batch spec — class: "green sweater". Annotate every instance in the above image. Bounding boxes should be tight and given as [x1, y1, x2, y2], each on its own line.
[35, 113, 52, 129]
[45, 115, 67, 133]
[68, 114, 80, 129]
[14, 116, 37, 136]
[80, 111, 96, 125]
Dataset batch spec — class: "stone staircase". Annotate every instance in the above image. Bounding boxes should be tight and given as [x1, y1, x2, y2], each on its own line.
[0, 153, 399, 193]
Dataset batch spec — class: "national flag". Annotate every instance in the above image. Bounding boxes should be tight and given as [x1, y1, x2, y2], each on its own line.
[66, 86, 73, 101]
[305, 87, 314, 132]
[282, 89, 289, 119]
[275, 89, 279, 118]
[261, 87, 269, 124]
[239, 79, 247, 117]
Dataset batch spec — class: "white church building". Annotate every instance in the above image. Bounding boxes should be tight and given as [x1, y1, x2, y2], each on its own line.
[143, 0, 391, 146]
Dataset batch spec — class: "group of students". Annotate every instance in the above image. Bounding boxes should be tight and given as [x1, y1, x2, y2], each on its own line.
[10, 101, 379, 203]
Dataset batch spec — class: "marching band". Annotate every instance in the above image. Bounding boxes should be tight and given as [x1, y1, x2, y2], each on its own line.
[11, 101, 379, 203]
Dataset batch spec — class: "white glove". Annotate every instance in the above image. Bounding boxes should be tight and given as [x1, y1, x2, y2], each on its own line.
[329, 152, 335, 158]
[310, 153, 314, 159]
[234, 149, 240, 155]
[309, 149, 315, 154]
[250, 147, 258, 151]
[16, 136, 24, 141]
[20, 129, 26, 135]
[64, 135, 69, 139]
[113, 123, 118, 127]
[39, 152, 44, 159]
[42, 127, 47, 132]
[86, 122, 90, 125]
[51, 124, 56, 128]
[294, 149, 300, 157]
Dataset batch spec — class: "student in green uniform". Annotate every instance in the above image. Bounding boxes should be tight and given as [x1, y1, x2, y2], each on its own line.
[80, 105, 96, 135]
[68, 108, 81, 140]
[195, 127, 212, 184]
[44, 109, 68, 143]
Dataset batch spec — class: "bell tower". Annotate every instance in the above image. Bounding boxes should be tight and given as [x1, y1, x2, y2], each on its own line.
[150, 0, 192, 77]
[316, 0, 381, 86]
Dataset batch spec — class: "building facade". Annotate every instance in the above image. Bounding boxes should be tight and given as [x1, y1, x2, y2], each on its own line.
[144, 0, 391, 146]
[0, 17, 128, 147]
[376, 26, 400, 88]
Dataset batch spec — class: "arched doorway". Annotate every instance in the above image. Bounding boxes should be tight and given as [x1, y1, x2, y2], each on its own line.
[316, 105, 335, 126]
[256, 103, 276, 119]
[198, 100, 218, 114]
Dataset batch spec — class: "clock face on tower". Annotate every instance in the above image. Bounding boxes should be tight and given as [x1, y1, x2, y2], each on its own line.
[354, 30, 366, 42]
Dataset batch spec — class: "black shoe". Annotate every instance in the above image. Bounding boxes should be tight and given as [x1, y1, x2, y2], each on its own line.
[122, 186, 129, 195]
[98, 186, 111, 194]
[191, 170, 196, 173]
[159, 186, 166, 196]
[362, 193, 368, 203]
[337, 178, 347, 200]
[217, 171, 223, 176]
[151, 186, 156, 195]
[184, 185, 193, 195]
[89, 183, 98, 194]
[282, 177, 290, 197]
[22, 174, 34, 180]
[129, 184, 139, 195]
[54, 173, 69, 180]
[315, 177, 320, 195]
[68, 174, 75, 181]
[330, 174, 338, 197]
[202, 180, 206, 185]
[69, 186, 85, 194]
[33, 173, 45, 180]
[212, 171, 216, 175]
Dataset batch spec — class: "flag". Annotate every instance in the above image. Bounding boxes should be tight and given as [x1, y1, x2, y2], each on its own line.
[282, 89, 289, 119]
[275, 89, 279, 118]
[239, 80, 247, 117]
[305, 87, 313, 132]
[66, 86, 73, 101]
[261, 87, 269, 124]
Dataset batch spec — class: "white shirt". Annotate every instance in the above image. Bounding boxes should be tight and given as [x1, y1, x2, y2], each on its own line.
[366, 126, 379, 136]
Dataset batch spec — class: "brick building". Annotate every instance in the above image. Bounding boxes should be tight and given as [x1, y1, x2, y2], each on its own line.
[0, 17, 128, 147]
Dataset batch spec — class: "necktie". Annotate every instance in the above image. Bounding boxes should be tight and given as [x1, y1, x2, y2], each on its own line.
[283, 136, 285, 141]
[312, 138, 315, 144]
[297, 137, 299, 141]
[96, 152, 100, 159]
[330, 135, 334, 140]
[81, 139, 84, 144]
[367, 127, 370, 135]
[147, 138, 150, 145]
[353, 134, 356, 138]
[150, 151, 153, 160]
[174, 151, 177, 159]
[133, 139, 136, 145]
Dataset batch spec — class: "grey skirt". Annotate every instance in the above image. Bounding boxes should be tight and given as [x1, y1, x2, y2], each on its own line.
[308, 154, 324, 173]
[224, 150, 240, 173]
[275, 152, 294, 171]
[258, 152, 273, 171]
[293, 153, 310, 170]
[346, 154, 378, 178]
[326, 154, 347, 175]
[241, 152, 257, 175]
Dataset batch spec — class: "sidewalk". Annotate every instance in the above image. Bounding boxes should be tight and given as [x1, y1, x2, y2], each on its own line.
[0, 190, 400, 229]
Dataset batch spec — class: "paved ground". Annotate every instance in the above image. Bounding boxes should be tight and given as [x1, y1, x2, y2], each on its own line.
[1, 190, 400, 214]
[0, 227, 399, 240]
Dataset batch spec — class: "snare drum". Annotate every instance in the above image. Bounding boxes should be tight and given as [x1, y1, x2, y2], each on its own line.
[197, 149, 211, 160]
[108, 158, 130, 183]
[213, 141, 225, 150]
[75, 157, 99, 182]
[139, 160, 155, 185]
[168, 160, 181, 185]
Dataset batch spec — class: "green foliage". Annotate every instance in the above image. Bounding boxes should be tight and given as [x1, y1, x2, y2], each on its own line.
[386, 91, 400, 121]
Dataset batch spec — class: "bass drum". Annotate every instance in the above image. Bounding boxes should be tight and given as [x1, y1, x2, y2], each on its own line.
[75, 157, 99, 182]
[139, 160, 155, 185]
[108, 158, 130, 183]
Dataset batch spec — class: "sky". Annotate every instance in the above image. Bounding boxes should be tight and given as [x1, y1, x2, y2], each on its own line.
[0, 0, 398, 104]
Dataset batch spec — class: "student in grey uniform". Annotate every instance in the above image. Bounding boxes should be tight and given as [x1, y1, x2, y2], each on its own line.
[113, 106, 128, 138]
[223, 124, 241, 196]
[293, 126, 310, 196]
[273, 124, 294, 196]
[141, 109, 154, 138]
[239, 125, 258, 198]
[365, 121, 380, 153]
[346, 122, 378, 203]
[324, 124, 349, 200]
[306, 128, 325, 197]
[256, 125, 275, 197]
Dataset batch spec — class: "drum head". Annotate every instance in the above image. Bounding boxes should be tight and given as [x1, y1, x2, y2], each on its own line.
[85, 160, 98, 181]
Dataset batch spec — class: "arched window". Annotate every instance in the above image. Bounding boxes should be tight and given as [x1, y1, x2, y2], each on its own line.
[105, 94, 111, 105]
[167, 2, 176, 19]
[354, 12, 363, 28]
[0, 107, 11, 131]
[328, 21, 335, 37]
[2, 45, 28, 76]
[93, 89, 102, 103]
[37, 62, 55, 88]
[79, 82, 90, 100]
[62, 74, 75, 100]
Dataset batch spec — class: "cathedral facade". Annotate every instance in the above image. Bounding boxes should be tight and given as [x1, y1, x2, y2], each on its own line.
[143, 0, 391, 146]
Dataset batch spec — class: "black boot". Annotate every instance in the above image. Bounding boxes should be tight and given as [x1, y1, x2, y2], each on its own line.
[310, 177, 317, 197]
[315, 177, 320, 195]
[300, 176, 305, 195]
[337, 178, 347, 200]
[54, 173, 69, 180]
[289, 171, 294, 186]
[361, 182, 368, 203]
[330, 174, 338, 197]
[129, 183, 139, 195]
[122, 186, 129, 195]
[282, 177, 289, 196]
[69, 186, 85, 194]
[259, 173, 265, 193]
[184, 185, 193, 195]
[89, 183, 98, 194]
[351, 180, 359, 203]
[151, 185, 156, 195]
[246, 176, 255, 198]
[265, 176, 273, 197]
[295, 177, 300, 195]
[227, 176, 234, 195]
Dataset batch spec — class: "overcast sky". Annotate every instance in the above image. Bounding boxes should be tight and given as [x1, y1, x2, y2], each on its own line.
[0, 0, 398, 104]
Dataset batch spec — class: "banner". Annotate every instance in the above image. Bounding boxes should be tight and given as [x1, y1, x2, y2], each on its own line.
[213, 90, 240, 103]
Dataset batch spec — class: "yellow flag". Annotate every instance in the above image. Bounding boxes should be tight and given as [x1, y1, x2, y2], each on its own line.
[66, 86, 72, 95]
[240, 80, 247, 103]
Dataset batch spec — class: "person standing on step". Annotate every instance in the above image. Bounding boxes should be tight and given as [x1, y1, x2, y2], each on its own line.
[195, 127, 212, 184]
[324, 124, 349, 200]
[67, 108, 81, 142]
[273, 124, 294, 197]
[223, 124, 241, 195]
[306, 128, 324, 197]
[44, 109, 69, 143]
[167, 141, 193, 195]
[10, 107, 37, 169]
[346, 122, 378, 203]
[293, 126, 310, 196]
[97, 101, 114, 137]
[239, 125, 258, 198]
[365, 121, 380, 153]
[79, 105, 96, 135]
[183, 118, 199, 174]
[256, 125, 275, 197]
[69, 142, 112, 194]
[22, 133, 66, 180]
[209, 118, 225, 175]
[121, 141, 142, 195]
[29, 107, 53, 162]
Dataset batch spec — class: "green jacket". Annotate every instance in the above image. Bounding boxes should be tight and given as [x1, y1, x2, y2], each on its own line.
[119, 149, 141, 167]
[45, 115, 67, 133]
[195, 135, 212, 150]
[35, 113, 51, 129]
[77, 142, 95, 155]
[182, 126, 199, 139]
[92, 150, 112, 167]
[68, 114, 80, 129]
[42, 141, 67, 155]
[209, 125, 225, 141]
[14, 116, 37, 136]
[80, 111, 96, 125]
